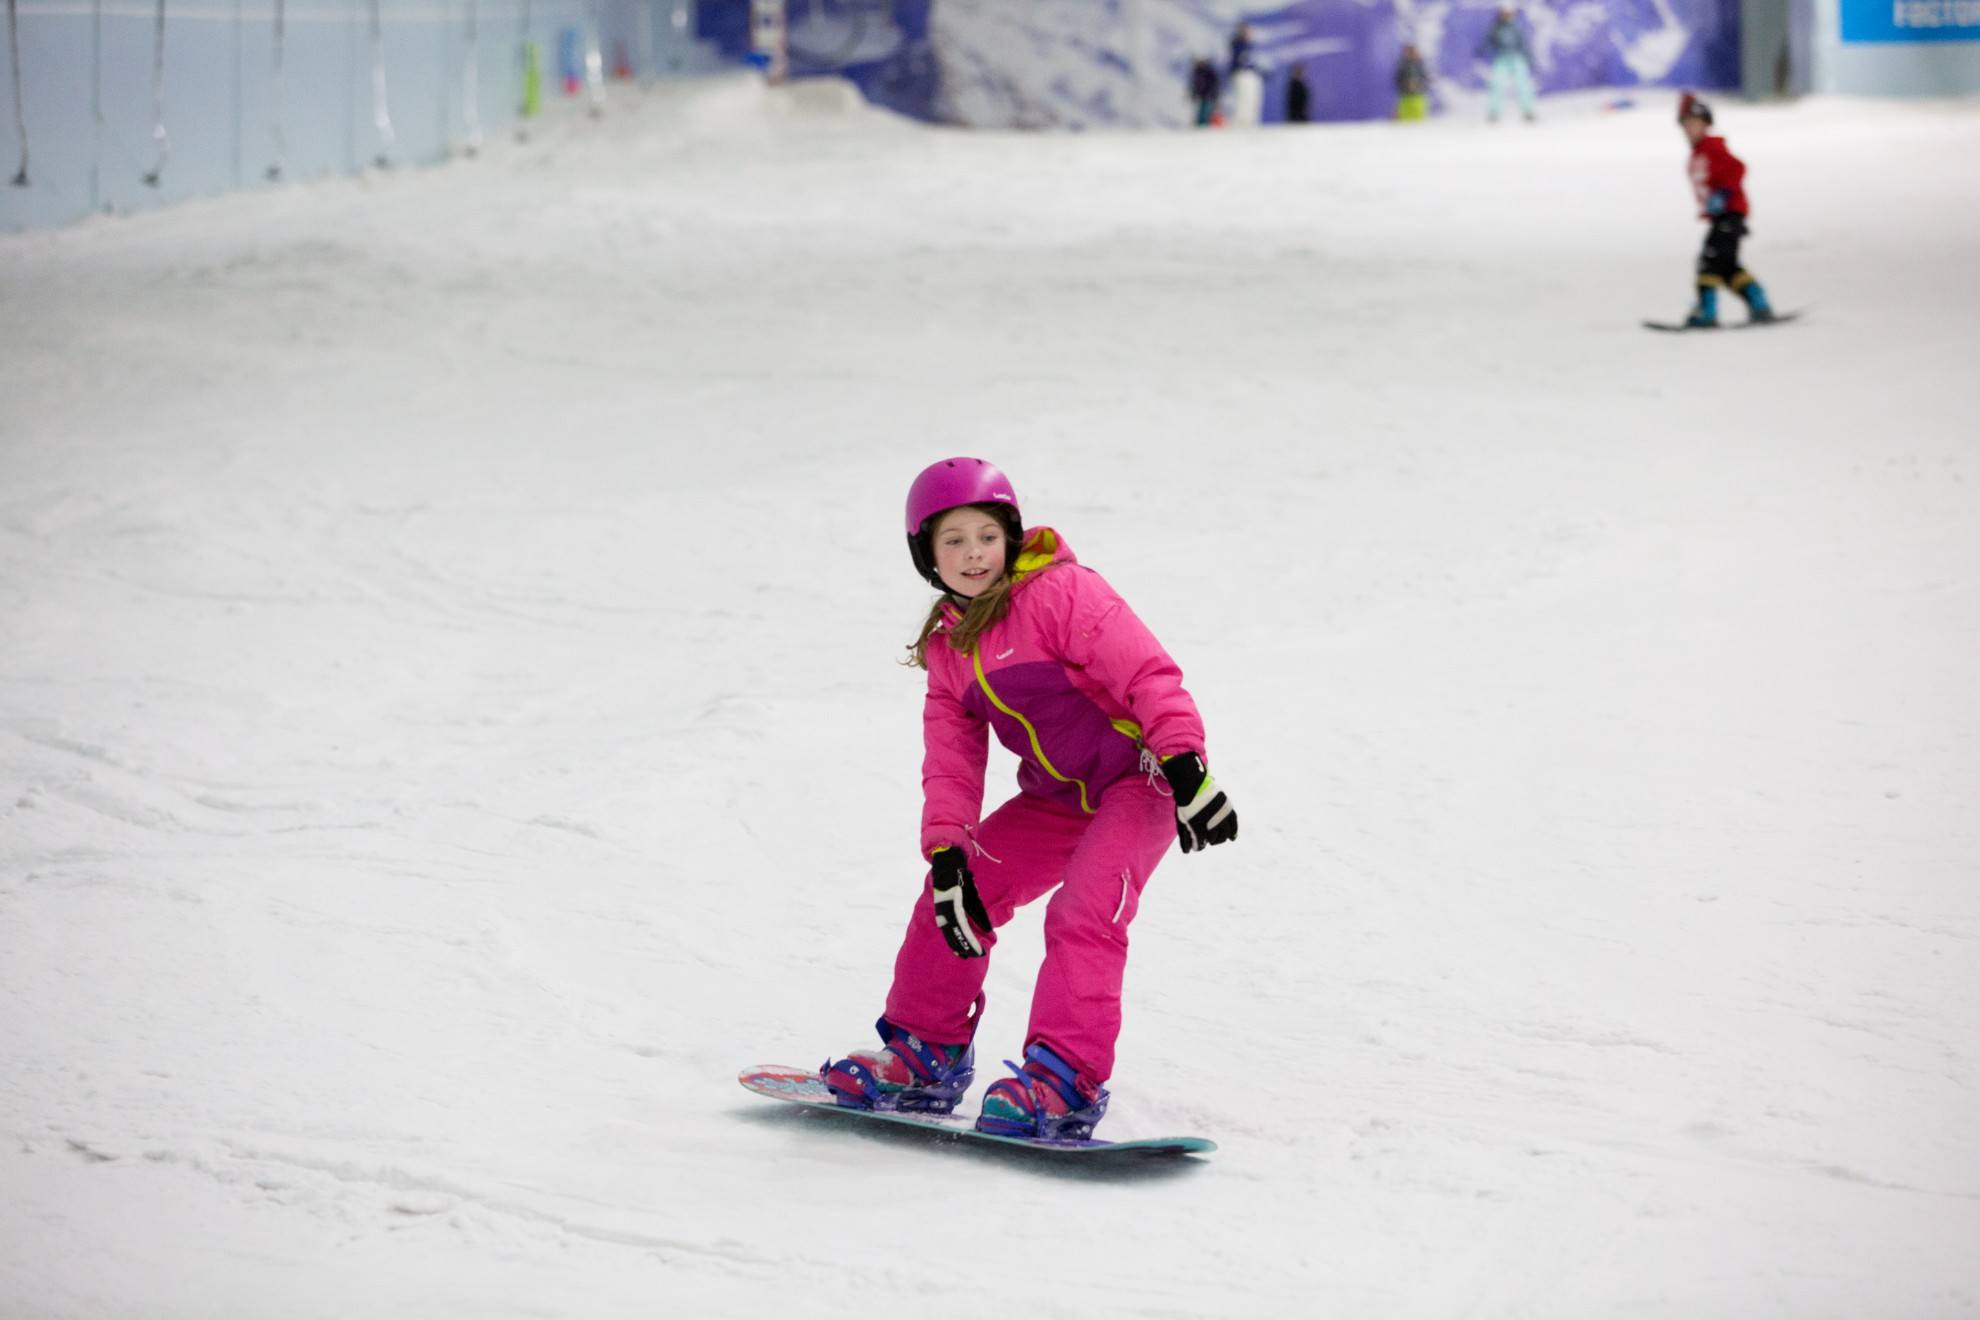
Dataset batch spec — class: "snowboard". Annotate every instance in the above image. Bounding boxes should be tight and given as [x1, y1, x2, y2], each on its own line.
[738, 1065, 1216, 1159]
[1642, 309, 1805, 333]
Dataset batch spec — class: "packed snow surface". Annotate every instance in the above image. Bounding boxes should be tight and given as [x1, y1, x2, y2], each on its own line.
[3, 76, 1979, 1320]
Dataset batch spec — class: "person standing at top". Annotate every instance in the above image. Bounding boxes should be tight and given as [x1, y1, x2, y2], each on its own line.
[1188, 57, 1221, 127]
[1286, 63, 1312, 123]
[1478, 5, 1537, 123]
[1226, 22, 1264, 127]
[1228, 21, 1255, 77]
[1395, 42, 1430, 121]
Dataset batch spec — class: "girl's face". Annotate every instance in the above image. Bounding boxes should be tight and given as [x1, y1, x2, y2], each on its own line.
[1681, 116, 1708, 146]
[931, 507, 1009, 599]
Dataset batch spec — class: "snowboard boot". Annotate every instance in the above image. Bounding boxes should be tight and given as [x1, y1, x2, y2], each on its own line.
[820, 1017, 974, 1114]
[974, 1042, 1109, 1140]
[1684, 285, 1720, 329]
[1737, 279, 1775, 323]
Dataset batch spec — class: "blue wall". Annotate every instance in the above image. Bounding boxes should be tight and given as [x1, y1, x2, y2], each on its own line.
[1818, 0, 1980, 92]
[0, 1, 645, 233]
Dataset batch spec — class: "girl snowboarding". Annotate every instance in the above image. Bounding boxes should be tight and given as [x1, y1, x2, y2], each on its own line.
[821, 458, 1239, 1140]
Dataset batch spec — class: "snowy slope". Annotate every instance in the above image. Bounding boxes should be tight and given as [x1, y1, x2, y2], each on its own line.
[3, 76, 1979, 1319]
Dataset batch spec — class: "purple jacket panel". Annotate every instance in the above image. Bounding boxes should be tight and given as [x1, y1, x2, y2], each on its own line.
[960, 660, 1145, 812]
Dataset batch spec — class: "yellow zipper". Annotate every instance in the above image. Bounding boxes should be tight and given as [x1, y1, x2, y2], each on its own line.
[972, 645, 1094, 814]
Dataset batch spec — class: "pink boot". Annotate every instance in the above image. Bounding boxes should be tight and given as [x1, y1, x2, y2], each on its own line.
[975, 1042, 1109, 1140]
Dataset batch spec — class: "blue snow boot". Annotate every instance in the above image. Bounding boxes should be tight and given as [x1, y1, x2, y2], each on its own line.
[975, 1042, 1109, 1140]
[1739, 280, 1775, 323]
[1684, 285, 1719, 329]
[821, 1017, 974, 1114]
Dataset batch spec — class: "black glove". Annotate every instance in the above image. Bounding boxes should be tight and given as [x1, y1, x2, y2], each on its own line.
[929, 847, 990, 959]
[1160, 752, 1238, 853]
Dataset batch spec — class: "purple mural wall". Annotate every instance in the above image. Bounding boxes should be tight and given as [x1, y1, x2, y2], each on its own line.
[696, 0, 1739, 125]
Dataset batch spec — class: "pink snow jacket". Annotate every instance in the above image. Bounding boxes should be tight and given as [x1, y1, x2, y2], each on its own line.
[919, 527, 1207, 859]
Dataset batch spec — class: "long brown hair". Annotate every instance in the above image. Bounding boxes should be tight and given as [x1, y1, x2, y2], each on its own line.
[905, 575, 1020, 669]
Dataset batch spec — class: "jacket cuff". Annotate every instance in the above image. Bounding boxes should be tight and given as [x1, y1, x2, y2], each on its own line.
[921, 830, 969, 860]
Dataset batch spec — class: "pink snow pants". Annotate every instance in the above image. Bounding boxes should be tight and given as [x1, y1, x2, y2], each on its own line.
[884, 775, 1176, 1084]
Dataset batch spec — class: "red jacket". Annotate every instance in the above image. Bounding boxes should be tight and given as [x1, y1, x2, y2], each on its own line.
[1688, 135, 1749, 219]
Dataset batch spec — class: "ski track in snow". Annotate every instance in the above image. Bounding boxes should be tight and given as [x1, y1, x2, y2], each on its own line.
[3, 75, 1980, 1319]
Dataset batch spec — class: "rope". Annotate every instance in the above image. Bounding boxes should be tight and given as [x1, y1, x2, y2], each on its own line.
[367, 0, 394, 166]
[8, 0, 30, 185]
[140, 0, 167, 186]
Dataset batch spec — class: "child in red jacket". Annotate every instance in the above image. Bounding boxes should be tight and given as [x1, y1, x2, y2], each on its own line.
[1678, 92, 1776, 328]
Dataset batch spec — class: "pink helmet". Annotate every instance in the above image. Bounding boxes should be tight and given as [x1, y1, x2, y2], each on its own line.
[905, 457, 1023, 588]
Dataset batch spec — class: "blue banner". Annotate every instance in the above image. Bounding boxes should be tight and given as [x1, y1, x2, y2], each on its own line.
[698, 0, 1741, 125]
[1841, 0, 1980, 41]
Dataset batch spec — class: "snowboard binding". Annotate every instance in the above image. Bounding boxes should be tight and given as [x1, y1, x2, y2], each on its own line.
[975, 1042, 1110, 1141]
[820, 1016, 976, 1115]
